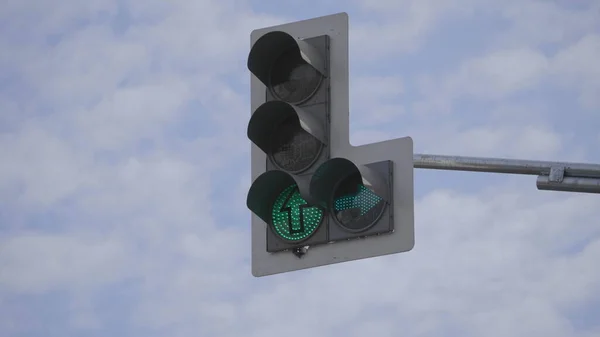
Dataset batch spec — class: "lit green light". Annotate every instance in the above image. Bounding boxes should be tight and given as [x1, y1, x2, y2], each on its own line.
[334, 184, 382, 215]
[271, 185, 323, 242]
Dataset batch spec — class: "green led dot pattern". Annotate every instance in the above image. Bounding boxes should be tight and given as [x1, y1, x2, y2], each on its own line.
[333, 183, 386, 232]
[334, 184, 382, 215]
[271, 185, 324, 242]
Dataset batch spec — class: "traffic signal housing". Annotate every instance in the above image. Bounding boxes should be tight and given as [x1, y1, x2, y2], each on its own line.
[246, 25, 332, 254]
[247, 13, 414, 277]
[310, 158, 394, 242]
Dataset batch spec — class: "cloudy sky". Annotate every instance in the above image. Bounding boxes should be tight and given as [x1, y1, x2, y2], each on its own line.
[1, 0, 599, 336]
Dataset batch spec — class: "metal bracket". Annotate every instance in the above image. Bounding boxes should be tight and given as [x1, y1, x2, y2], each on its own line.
[548, 166, 565, 183]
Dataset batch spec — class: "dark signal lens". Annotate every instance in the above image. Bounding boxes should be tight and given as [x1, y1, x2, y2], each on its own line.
[269, 117, 322, 173]
[268, 49, 322, 104]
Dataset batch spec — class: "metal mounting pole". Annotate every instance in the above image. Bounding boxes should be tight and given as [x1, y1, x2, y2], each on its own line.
[413, 154, 600, 194]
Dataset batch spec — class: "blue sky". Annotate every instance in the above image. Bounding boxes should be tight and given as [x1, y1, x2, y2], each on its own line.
[1, 0, 599, 336]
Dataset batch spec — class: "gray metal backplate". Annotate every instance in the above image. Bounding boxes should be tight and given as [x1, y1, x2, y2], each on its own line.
[250, 12, 415, 277]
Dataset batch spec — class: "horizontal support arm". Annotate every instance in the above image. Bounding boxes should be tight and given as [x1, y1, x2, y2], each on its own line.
[413, 154, 600, 178]
[537, 176, 600, 194]
[413, 153, 600, 194]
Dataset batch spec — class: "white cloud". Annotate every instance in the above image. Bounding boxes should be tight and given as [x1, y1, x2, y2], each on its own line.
[1, 0, 599, 336]
[414, 35, 600, 119]
[495, 0, 600, 48]
[413, 48, 550, 120]
[0, 233, 133, 294]
[350, 129, 396, 146]
[420, 124, 564, 158]
[0, 125, 93, 207]
[350, 0, 483, 58]
[75, 79, 192, 150]
[351, 75, 405, 125]
[551, 34, 600, 110]
[450, 48, 550, 99]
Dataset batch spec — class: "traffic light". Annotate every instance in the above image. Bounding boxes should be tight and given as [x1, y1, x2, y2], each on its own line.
[246, 26, 332, 254]
[247, 13, 414, 277]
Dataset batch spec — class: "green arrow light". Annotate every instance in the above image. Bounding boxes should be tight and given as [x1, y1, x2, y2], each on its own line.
[332, 184, 385, 232]
[271, 185, 323, 242]
[334, 184, 382, 215]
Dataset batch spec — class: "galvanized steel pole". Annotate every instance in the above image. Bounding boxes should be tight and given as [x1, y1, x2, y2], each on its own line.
[413, 154, 600, 194]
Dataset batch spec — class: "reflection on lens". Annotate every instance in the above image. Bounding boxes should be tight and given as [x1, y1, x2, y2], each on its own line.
[333, 173, 386, 232]
[269, 117, 322, 173]
[269, 49, 322, 104]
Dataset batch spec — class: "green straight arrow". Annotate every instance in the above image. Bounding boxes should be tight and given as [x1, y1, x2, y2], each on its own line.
[271, 185, 323, 242]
